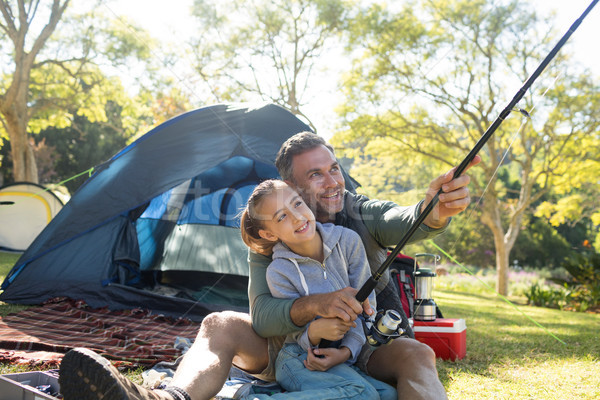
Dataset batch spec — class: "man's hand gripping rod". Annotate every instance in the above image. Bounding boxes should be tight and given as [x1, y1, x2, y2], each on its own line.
[319, 0, 598, 350]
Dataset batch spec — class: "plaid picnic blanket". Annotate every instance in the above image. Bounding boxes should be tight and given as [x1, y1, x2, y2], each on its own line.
[0, 297, 201, 369]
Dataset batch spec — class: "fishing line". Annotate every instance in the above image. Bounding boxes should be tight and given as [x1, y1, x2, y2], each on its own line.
[410, 71, 569, 353]
[351, 0, 599, 318]
[444, 119, 523, 256]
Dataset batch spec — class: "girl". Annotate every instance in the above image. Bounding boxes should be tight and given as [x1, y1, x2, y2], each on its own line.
[241, 179, 396, 400]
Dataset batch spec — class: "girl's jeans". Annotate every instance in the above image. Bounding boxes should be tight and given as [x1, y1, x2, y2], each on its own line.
[254, 342, 397, 400]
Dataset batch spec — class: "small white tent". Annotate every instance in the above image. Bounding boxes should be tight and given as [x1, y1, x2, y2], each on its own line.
[0, 182, 64, 252]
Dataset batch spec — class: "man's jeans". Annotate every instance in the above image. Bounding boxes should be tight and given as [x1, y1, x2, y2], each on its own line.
[268, 342, 397, 400]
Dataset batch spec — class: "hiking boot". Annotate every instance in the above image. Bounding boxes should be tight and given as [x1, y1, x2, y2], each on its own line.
[59, 347, 182, 400]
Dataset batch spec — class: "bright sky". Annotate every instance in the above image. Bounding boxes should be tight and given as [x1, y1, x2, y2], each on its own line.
[531, 0, 600, 69]
[101, 0, 600, 136]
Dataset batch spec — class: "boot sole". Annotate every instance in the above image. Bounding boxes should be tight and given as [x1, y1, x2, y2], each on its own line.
[59, 348, 129, 400]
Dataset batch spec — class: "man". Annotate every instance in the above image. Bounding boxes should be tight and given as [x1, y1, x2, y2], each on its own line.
[59, 132, 479, 400]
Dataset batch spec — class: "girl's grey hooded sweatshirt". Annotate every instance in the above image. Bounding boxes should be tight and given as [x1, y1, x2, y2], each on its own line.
[266, 222, 376, 365]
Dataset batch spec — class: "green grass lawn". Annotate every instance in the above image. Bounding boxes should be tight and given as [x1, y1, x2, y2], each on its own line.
[1, 251, 599, 398]
[435, 289, 599, 399]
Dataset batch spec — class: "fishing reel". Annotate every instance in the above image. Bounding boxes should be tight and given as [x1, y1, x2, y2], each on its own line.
[365, 309, 405, 347]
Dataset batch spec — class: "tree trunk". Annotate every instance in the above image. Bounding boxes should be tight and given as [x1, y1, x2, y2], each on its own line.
[10, 131, 38, 183]
[481, 200, 512, 296]
[494, 234, 510, 296]
[2, 77, 38, 183]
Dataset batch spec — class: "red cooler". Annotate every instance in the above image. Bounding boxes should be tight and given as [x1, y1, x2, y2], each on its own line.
[413, 318, 466, 361]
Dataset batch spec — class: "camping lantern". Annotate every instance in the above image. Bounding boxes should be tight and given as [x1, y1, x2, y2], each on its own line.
[413, 253, 440, 321]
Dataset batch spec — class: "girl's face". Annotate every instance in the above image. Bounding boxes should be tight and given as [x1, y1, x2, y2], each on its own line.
[257, 184, 317, 247]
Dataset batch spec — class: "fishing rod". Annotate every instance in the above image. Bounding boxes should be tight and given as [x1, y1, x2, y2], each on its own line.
[354, 0, 599, 306]
[319, 0, 600, 351]
[316, 1, 599, 351]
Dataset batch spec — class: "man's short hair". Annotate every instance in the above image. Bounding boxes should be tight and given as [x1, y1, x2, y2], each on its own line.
[275, 131, 336, 182]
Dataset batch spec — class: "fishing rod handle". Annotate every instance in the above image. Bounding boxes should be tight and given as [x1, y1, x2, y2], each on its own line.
[356, 276, 378, 303]
[318, 338, 335, 349]
[319, 277, 378, 349]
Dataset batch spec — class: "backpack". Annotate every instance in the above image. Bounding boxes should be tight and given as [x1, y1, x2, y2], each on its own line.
[389, 253, 444, 320]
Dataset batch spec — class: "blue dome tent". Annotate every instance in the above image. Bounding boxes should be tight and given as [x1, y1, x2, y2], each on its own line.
[0, 103, 356, 321]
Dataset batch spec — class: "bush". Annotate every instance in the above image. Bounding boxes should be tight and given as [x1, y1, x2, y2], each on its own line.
[551, 250, 600, 311]
[525, 282, 567, 309]
[525, 251, 600, 312]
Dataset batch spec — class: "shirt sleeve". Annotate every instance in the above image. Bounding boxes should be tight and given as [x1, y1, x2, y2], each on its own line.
[341, 317, 367, 364]
[248, 250, 300, 337]
[266, 260, 303, 300]
[296, 324, 313, 353]
[360, 199, 448, 248]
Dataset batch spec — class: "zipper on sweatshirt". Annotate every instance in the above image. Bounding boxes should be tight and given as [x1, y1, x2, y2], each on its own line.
[320, 262, 327, 279]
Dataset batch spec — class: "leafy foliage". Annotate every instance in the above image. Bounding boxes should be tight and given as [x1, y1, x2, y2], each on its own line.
[189, 0, 353, 130]
[510, 217, 572, 269]
[524, 250, 600, 312]
[1, 81, 155, 192]
[551, 251, 600, 311]
[525, 282, 567, 310]
[0, 1, 156, 182]
[334, 0, 600, 294]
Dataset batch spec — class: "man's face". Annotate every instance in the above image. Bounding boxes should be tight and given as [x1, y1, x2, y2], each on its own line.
[288, 145, 345, 223]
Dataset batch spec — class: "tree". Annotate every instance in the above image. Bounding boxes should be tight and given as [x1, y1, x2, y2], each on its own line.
[0, 0, 152, 183]
[0, 0, 69, 182]
[37, 101, 131, 193]
[535, 120, 600, 252]
[133, 82, 193, 140]
[333, 0, 600, 294]
[188, 0, 352, 131]
[0, 100, 131, 193]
